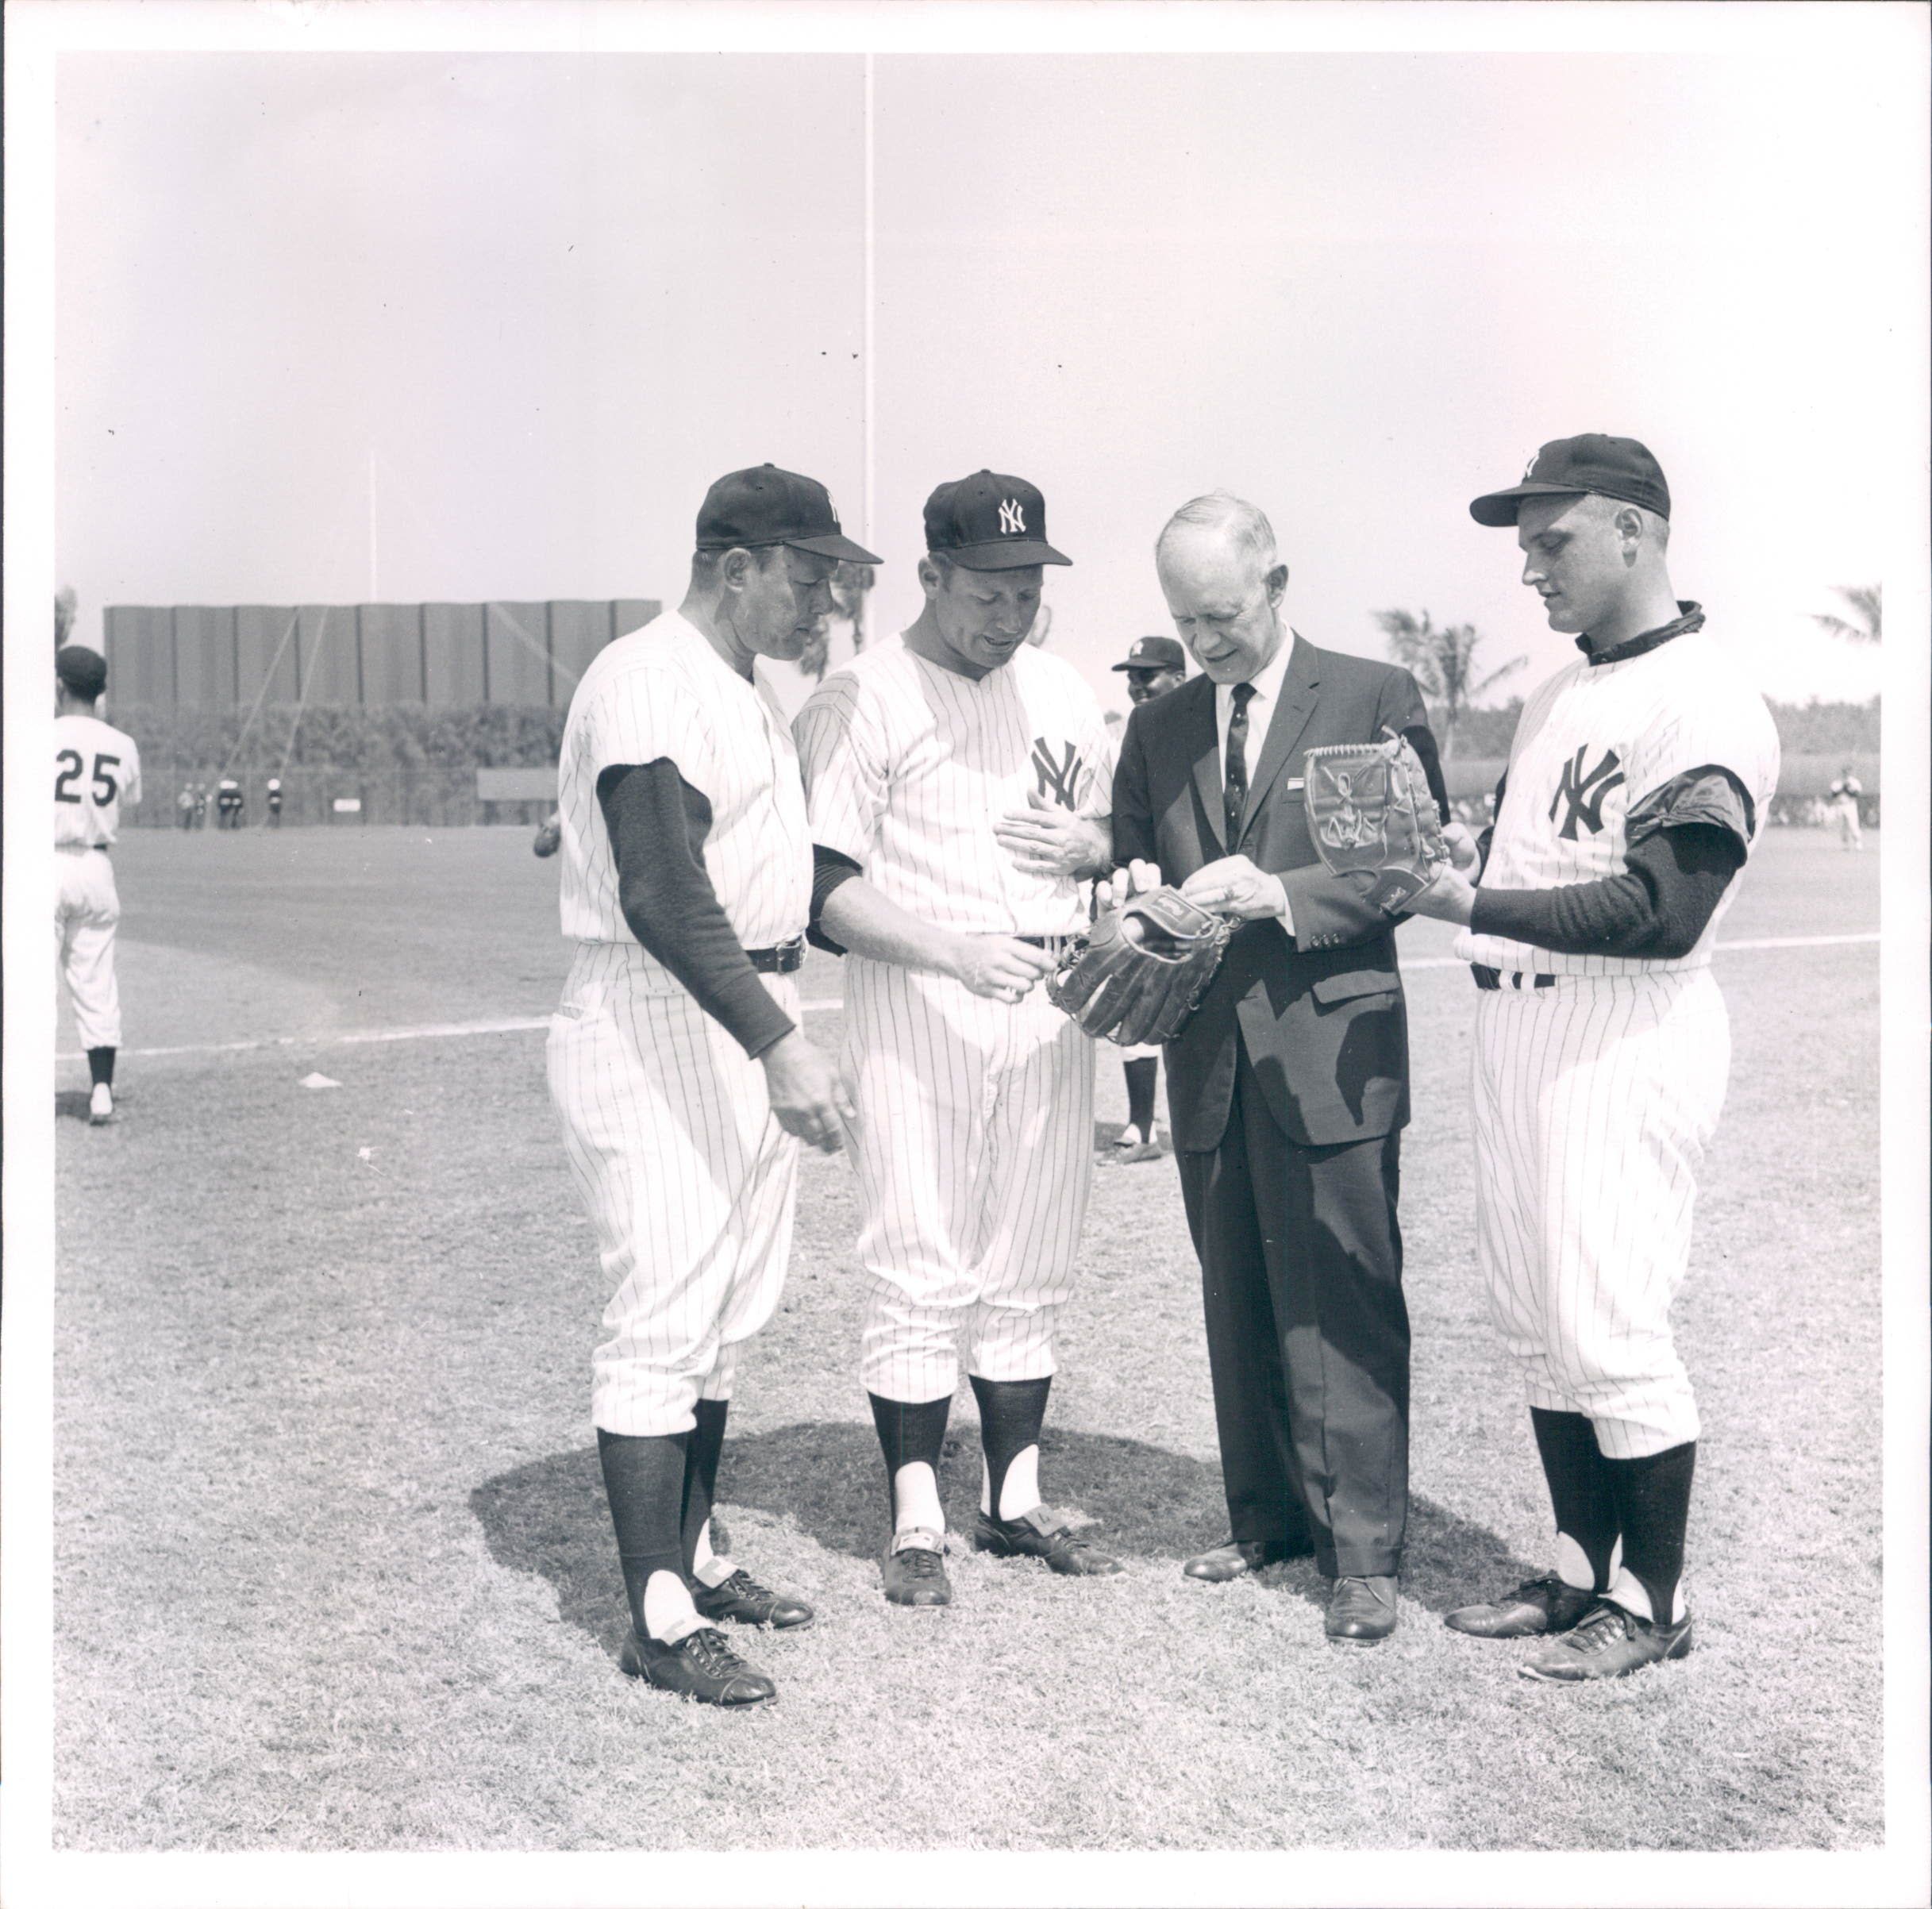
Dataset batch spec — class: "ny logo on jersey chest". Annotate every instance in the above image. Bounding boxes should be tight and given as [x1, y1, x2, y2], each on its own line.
[1031, 737, 1081, 808]
[1549, 745, 1624, 839]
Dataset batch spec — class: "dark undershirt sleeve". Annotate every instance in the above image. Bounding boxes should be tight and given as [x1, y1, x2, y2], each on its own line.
[1468, 822, 1744, 961]
[597, 760, 795, 1060]
[1476, 771, 1508, 875]
[1398, 722, 1452, 824]
[807, 844, 862, 956]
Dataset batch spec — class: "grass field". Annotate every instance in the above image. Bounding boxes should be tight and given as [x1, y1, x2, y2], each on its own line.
[51, 823, 1883, 1852]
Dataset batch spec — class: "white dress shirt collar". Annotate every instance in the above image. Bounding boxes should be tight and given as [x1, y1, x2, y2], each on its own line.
[1215, 628, 1299, 777]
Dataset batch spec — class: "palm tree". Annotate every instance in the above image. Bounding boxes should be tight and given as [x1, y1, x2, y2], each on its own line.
[1811, 583, 1882, 645]
[1372, 609, 1525, 756]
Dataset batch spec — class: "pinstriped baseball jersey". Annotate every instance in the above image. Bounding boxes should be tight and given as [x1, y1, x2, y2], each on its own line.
[795, 630, 1110, 1405]
[793, 636, 1114, 937]
[556, 610, 810, 956]
[1456, 629, 1780, 976]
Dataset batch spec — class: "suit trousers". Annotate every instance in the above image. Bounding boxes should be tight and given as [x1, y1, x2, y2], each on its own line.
[1176, 1038, 1410, 1579]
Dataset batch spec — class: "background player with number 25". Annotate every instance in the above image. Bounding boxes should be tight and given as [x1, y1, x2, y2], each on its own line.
[1410, 434, 1780, 1683]
[55, 644, 142, 1126]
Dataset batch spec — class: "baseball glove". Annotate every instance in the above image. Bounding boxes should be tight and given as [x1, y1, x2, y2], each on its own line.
[532, 819, 562, 859]
[1047, 886, 1233, 1046]
[1303, 732, 1449, 913]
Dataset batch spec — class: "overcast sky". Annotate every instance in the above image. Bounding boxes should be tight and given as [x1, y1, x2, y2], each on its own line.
[55, 35, 1921, 715]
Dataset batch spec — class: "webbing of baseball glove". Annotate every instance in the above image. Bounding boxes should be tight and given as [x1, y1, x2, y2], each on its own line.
[1303, 731, 1449, 914]
[1045, 886, 1233, 1046]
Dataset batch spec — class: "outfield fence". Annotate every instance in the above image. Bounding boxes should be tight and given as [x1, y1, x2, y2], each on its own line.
[141, 766, 555, 829]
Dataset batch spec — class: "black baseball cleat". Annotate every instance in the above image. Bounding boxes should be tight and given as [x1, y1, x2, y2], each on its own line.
[1518, 1599, 1693, 1682]
[881, 1527, 953, 1607]
[618, 1625, 777, 1707]
[692, 1565, 814, 1630]
[972, 1506, 1122, 1576]
[1444, 1574, 1596, 1639]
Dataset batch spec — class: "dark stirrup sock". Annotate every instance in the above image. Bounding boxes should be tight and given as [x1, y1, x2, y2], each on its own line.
[867, 1391, 951, 1519]
[1122, 1056, 1158, 1139]
[681, 1399, 729, 1574]
[87, 1045, 117, 1089]
[969, 1373, 1053, 1519]
[1530, 1407, 1622, 1589]
[1603, 1439, 1697, 1624]
[597, 1427, 692, 1638]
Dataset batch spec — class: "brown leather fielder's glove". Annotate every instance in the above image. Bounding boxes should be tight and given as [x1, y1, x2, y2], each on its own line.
[1047, 886, 1233, 1045]
[1303, 732, 1449, 914]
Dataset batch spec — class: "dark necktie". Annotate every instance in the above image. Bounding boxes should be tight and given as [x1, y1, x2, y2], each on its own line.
[1224, 681, 1256, 842]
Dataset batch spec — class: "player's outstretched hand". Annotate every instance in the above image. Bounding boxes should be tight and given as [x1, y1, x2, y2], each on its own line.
[1104, 858, 1164, 911]
[1405, 864, 1480, 926]
[1442, 820, 1480, 873]
[992, 789, 1110, 879]
[760, 1030, 855, 1154]
[950, 933, 1057, 1005]
[1180, 855, 1288, 922]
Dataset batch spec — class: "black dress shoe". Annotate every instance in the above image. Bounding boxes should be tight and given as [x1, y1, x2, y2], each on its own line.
[972, 1507, 1122, 1576]
[1182, 1538, 1303, 1582]
[692, 1565, 814, 1630]
[618, 1626, 776, 1706]
[1326, 1574, 1399, 1644]
[1444, 1574, 1595, 1639]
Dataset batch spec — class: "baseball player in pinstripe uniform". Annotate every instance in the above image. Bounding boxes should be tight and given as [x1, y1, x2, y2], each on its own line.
[548, 465, 879, 1707]
[1408, 435, 1780, 1681]
[795, 471, 1123, 1607]
[55, 645, 141, 1126]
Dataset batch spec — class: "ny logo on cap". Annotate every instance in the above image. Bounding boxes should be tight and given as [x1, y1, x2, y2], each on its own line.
[1523, 456, 1539, 481]
[998, 498, 1026, 536]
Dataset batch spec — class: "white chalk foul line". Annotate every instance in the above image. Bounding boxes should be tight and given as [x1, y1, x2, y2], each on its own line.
[59, 932, 1880, 1065]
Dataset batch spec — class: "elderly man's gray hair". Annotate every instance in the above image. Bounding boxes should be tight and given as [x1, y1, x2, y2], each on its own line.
[1156, 492, 1280, 572]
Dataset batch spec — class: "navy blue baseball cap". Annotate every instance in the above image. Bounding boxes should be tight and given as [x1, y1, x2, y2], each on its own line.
[56, 645, 107, 699]
[924, 471, 1071, 569]
[1470, 434, 1671, 527]
[695, 465, 881, 563]
[1111, 635, 1186, 672]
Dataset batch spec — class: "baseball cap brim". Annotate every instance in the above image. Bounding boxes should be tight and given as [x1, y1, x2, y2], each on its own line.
[1468, 480, 1591, 528]
[783, 530, 883, 564]
[942, 539, 1072, 569]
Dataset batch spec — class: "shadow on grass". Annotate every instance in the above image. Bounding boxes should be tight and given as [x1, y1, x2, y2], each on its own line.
[55, 1089, 97, 1122]
[471, 1421, 1533, 1657]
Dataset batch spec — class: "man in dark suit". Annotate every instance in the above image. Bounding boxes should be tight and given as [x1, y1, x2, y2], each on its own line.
[1110, 491, 1450, 1645]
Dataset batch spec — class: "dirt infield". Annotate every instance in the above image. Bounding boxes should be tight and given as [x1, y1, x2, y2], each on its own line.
[52, 826, 1881, 1850]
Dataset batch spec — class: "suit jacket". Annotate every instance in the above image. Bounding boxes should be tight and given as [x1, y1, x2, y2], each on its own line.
[1111, 633, 1434, 1154]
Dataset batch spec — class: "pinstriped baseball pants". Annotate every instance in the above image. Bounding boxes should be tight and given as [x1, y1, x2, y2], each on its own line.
[842, 956, 1095, 1403]
[548, 942, 800, 1438]
[1472, 968, 1730, 1460]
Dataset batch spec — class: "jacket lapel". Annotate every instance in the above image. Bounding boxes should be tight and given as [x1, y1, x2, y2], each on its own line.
[1238, 633, 1320, 841]
[1181, 676, 1228, 852]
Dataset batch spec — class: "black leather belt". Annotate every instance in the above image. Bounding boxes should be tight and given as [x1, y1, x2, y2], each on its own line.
[1472, 964, 1554, 991]
[748, 937, 806, 974]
